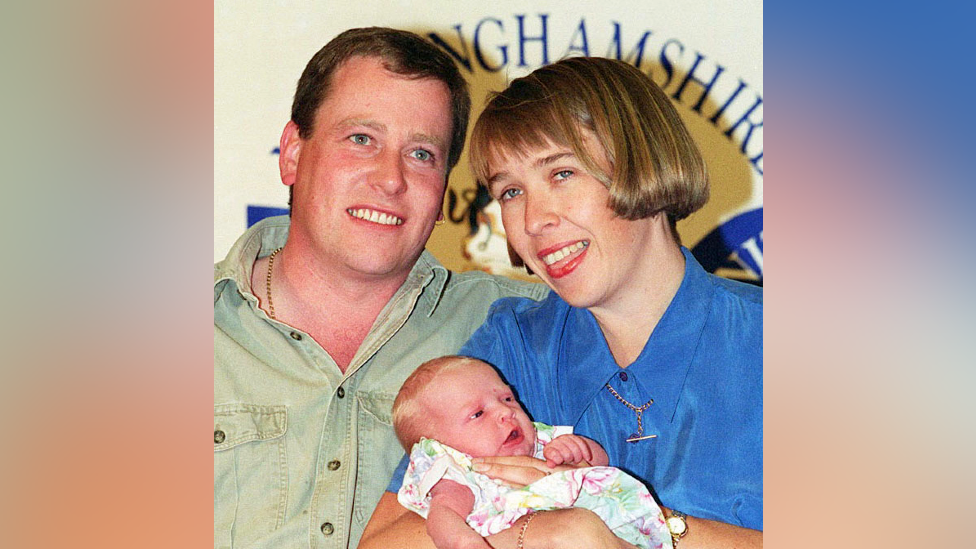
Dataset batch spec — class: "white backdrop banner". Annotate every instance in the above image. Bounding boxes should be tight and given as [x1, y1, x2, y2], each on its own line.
[215, 0, 763, 283]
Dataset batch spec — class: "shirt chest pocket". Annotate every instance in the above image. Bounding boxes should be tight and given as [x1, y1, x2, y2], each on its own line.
[213, 404, 287, 549]
[353, 393, 401, 524]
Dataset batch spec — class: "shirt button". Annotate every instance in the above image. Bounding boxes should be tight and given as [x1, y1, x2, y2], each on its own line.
[619, 371, 629, 382]
[337, 387, 345, 398]
[321, 522, 334, 536]
[290, 331, 302, 341]
[214, 430, 226, 444]
[327, 460, 341, 471]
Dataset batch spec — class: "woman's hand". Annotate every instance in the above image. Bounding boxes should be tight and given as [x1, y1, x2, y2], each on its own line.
[470, 455, 578, 488]
[502, 508, 640, 549]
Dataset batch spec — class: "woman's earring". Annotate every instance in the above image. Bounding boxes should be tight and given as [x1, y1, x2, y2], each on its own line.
[434, 212, 446, 226]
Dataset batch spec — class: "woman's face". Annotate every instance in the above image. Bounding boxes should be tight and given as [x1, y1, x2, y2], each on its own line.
[485, 132, 658, 312]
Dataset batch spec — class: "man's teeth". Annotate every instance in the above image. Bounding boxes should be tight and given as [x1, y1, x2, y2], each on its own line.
[543, 241, 589, 266]
[347, 208, 403, 225]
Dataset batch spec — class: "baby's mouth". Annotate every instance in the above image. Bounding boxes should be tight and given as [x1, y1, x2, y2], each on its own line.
[505, 428, 521, 443]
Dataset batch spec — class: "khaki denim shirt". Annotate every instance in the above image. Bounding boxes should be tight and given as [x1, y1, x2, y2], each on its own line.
[214, 216, 547, 549]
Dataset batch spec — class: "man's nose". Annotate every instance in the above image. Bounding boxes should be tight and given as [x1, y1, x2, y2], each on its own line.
[371, 150, 407, 195]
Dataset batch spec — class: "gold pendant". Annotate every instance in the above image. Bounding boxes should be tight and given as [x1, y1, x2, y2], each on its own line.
[626, 434, 657, 443]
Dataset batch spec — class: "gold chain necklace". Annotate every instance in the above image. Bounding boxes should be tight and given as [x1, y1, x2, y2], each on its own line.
[265, 247, 283, 320]
[605, 382, 657, 443]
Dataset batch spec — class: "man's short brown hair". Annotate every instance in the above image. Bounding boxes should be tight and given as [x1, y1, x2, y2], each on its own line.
[291, 27, 470, 172]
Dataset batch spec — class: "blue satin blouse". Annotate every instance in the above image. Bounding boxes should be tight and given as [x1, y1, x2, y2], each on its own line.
[459, 248, 763, 530]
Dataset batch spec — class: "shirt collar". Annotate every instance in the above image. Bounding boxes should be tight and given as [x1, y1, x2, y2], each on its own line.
[404, 249, 450, 318]
[560, 248, 715, 424]
[213, 215, 450, 316]
[634, 247, 714, 422]
[214, 215, 290, 302]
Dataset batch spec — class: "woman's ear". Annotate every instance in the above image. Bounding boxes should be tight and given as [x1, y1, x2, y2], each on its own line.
[279, 121, 303, 187]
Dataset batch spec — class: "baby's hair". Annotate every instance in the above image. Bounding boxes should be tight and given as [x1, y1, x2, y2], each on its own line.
[392, 355, 485, 451]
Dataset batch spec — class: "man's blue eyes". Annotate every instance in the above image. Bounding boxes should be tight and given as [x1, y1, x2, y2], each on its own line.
[411, 150, 433, 162]
[349, 135, 433, 162]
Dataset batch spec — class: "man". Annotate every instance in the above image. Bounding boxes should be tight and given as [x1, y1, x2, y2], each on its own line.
[214, 27, 547, 549]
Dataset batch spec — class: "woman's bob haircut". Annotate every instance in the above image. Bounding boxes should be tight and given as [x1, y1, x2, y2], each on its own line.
[470, 56, 709, 227]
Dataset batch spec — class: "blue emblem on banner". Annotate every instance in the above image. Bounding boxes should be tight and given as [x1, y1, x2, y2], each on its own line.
[247, 205, 288, 227]
[691, 207, 763, 285]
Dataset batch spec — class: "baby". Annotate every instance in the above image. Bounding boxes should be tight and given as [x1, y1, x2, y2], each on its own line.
[392, 355, 671, 549]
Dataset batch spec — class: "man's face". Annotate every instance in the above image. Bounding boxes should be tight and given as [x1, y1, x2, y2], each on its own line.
[423, 360, 537, 458]
[280, 56, 453, 282]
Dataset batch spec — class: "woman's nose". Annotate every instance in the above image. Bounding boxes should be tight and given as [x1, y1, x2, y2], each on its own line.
[523, 192, 558, 235]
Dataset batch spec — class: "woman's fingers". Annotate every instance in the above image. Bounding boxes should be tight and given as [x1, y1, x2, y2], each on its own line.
[473, 455, 548, 469]
[471, 456, 574, 487]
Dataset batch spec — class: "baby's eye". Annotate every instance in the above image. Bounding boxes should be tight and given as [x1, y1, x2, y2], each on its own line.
[350, 134, 371, 146]
[410, 149, 433, 162]
[503, 396, 514, 402]
[499, 188, 522, 201]
[470, 410, 483, 419]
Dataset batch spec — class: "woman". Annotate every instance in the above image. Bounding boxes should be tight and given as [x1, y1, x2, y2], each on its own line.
[361, 57, 762, 549]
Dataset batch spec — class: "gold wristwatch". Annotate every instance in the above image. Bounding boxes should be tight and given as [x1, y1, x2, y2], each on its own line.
[666, 510, 688, 547]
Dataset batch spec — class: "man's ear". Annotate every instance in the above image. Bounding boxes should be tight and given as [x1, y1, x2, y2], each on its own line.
[279, 121, 303, 187]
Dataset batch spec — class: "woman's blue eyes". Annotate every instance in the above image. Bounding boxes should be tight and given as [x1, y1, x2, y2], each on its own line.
[497, 170, 574, 201]
[499, 188, 522, 201]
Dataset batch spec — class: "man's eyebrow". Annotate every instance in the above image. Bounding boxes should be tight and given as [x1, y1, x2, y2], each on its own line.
[410, 132, 446, 150]
[337, 118, 386, 132]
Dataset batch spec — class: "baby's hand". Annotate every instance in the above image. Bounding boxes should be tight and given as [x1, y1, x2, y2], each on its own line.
[542, 434, 593, 468]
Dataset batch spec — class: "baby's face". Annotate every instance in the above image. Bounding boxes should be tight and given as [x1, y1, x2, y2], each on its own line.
[422, 360, 537, 458]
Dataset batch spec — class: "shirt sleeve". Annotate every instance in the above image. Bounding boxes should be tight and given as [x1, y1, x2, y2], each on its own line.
[532, 423, 575, 458]
[458, 306, 503, 364]
[459, 298, 526, 385]
[397, 440, 453, 517]
[385, 454, 410, 493]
